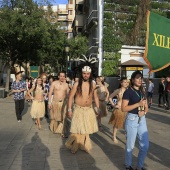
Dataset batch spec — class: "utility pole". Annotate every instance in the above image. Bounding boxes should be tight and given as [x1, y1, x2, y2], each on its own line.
[98, 0, 104, 76]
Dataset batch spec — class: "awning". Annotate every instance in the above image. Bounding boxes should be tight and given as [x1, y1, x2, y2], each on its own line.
[121, 59, 148, 66]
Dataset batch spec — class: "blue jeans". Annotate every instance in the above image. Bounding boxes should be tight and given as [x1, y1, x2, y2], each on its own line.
[125, 113, 149, 168]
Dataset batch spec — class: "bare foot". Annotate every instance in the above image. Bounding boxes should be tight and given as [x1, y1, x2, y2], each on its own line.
[38, 125, 41, 130]
[71, 150, 76, 154]
[113, 137, 118, 143]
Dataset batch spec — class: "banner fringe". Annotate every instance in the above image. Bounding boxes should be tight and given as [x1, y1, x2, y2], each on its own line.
[144, 11, 153, 72]
[150, 63, 170, 73]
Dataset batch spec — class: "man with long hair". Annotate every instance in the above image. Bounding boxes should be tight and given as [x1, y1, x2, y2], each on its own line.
[65, 65, 100, 154]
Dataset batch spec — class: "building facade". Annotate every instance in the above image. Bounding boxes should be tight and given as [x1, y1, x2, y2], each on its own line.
[43, 1, 75, 39]
[72, 0, 103, 75]
[120, 45, 155, 78]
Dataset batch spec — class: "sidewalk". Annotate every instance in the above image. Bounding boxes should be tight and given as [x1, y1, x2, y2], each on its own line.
[0, 96, 169, 170]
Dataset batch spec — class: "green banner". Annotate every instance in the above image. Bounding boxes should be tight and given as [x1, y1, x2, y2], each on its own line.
[144, 11, 170, 72]
[30, 66, 39, 78]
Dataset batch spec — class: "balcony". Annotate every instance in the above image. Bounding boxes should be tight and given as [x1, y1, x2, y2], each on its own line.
[86, 10, 98, 29]
[87, 38, 99, 55]
[68, 4, 73, 10]
[57, 16, 68, 21]
[59, 26, 68, 30]
[68, 15, 74, 21]
[58, 10, 68, 14]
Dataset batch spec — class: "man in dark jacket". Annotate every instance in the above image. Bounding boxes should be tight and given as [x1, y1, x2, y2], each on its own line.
[158, 78, 166, 107]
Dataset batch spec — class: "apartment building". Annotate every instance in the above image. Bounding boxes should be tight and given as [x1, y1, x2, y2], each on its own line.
[43, 1, 75, 39]
[72, 0, 103, 75]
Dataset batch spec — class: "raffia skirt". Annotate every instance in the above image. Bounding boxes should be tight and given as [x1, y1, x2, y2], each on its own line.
[93, 101, 107, 117]
[99, 100, 107, 117]
[65, 104, 98, 153]
[50, 100, 67, 133]
[108, 109, 126, 128]
[30, 100, 45, 119]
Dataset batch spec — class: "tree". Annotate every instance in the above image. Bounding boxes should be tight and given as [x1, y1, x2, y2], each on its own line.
[68, 36, 89, 59]
[102, 52, 120, 77]
[0, 0, 68, 91]
[127, 0, 151, 45]
[0, 0, 50, 91]
[39, 23, 66, 73]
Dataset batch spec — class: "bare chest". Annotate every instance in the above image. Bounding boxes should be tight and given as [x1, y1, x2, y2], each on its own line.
[54, 82, 67, 91]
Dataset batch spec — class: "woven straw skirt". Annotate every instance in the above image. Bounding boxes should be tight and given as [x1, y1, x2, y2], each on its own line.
[108, 109, 126, 128]
[70, 104, 98, 134]
[30, 100, 45, 119]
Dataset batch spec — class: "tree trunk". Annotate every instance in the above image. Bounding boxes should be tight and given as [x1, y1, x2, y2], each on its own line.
[5, 65, 11, 92]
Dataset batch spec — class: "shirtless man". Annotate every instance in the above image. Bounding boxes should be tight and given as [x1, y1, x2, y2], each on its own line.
[65, 65, 100, 153]
[48, 71, 69, 135]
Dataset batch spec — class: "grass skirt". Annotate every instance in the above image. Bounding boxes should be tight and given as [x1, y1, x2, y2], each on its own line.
[65, 134, 92, 153]
[108, 109, 126, 128]
[50, 100, 67, 133]
[70, 104, 98, 134]
[65, 104, 98, 153]
[30, 100, 45, 119]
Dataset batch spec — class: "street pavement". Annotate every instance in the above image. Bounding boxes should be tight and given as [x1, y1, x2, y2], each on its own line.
[0, 96, 170, 170]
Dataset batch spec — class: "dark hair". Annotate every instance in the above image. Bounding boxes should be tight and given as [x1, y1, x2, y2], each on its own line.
[48, 75, 54, 81]
[58, 71, 66, 77]
[118, 77, 127, 88]
[130, 71, 143, 85]
[131, 71, 145, 97]
[77, 73, 93, 96]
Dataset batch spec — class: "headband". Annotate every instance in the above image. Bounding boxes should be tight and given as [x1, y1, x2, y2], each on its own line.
[82, 66, 91, 73]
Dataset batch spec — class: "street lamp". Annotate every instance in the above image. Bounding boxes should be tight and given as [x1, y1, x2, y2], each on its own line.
[65, 43, 70, 75]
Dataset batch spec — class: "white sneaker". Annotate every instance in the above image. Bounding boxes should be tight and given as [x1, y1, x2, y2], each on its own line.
[18, 120, 21, 122]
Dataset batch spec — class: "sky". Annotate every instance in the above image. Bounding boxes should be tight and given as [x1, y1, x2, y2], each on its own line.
[50, 0, 68, 5]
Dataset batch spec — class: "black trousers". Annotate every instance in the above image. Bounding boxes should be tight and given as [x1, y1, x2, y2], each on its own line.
[45, 100, 49, 118]
[15, 99, 25, 120]
[158, 93, 165, 105]
[165, 92, 170, 108]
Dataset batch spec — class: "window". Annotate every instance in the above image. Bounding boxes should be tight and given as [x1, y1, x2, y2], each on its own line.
[78, 27, 82, 32]
[76, 4, 83, 14]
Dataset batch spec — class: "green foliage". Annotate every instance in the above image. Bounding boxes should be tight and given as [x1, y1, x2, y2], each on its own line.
[0, 0, 48, 65]
[104, 12, 113, 19]
[0, 0, 67, 74]
[103, 27, 121, 52]
[104, 3, 116, 11]
[102, 52, 120, 77]
[39, 22, 66, 72]
[68, 36, 89, 59]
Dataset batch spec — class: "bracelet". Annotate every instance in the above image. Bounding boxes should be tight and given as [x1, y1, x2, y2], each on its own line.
[48, 102, 51, 105]
[144, 112, 146, 115]
[68, 108, 72, 112]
